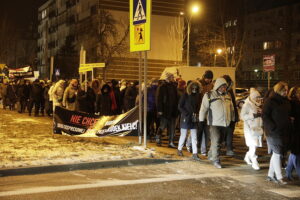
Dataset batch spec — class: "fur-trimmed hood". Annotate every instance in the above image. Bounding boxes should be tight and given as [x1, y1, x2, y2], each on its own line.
[186, 80, 201, 95]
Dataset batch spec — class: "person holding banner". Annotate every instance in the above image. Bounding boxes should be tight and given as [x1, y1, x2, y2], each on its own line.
[63, 79, 78, 111]
[177, 80, 202, 161]
[96, 84, 112, 116]
[52, 80, 66, 112]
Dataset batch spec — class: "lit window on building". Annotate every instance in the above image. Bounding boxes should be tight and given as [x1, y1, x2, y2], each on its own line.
[263, 41, 273, 50]
[42, 10, 47, 19]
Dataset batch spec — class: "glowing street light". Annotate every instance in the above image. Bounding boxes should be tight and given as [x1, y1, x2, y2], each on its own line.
[214, 48, 223, 67]
[184, 4, 200, 66]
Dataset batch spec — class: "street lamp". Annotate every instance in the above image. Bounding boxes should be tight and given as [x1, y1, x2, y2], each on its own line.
[214, 48, 223, 67]
[183, 4, 200, 67]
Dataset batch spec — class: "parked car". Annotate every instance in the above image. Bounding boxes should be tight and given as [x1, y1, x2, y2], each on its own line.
[235, 88, 249, 109]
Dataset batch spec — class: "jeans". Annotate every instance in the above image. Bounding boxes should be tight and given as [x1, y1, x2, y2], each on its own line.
[268, 152, 283, 180]
[158, 117, 176, 143]
[178, 129, 197, 154]
[286, 153, 300, 179]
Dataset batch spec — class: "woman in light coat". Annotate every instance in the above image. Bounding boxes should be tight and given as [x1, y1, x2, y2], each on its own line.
[241, 88, 263, 170]
[52, 80, 66, 112]
[63, 79, 78, 111]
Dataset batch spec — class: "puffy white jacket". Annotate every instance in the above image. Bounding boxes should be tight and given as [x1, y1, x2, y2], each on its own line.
[240, 97, 263, 147]
[199, 78, 235, 127]
[52, 80, 65, 109]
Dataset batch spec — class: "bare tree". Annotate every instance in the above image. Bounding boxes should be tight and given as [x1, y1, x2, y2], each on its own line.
[78, 9, 129, 80]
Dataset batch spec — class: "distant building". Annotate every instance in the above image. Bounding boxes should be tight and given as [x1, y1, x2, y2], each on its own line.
[240, 1, 300, 87]
[37, 0, 185, 80]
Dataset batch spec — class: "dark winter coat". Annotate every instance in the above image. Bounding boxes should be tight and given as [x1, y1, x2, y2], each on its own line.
[228, 89, 239, 122]
[75, 90, 89, 113]
[112, 86, 122, 114]
[96, 84, 112, 116]
[290, 99, 300, 155]
[18, 84, 30, 101]
[86, 87, 96, 113]
[147, 85, 157, 112]
[178, 81, 201, 129]
[156, 81, 178, 119]
[124, 85, 138, 111]
[262, 93, 292, 154]
[6, 84, 18, 104]
[30, 82, 43, 101]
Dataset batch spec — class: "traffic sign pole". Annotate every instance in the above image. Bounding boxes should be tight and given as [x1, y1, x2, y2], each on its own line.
[138, 52, 142, 145]
[143, 52, 148, 148]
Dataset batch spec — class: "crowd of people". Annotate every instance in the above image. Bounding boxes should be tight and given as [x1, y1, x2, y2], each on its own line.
[0, 70, 299, 184]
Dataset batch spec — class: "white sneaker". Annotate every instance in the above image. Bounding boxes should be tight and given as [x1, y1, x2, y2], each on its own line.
[252, 161, 260, 170]
[244, 154, 252, 165]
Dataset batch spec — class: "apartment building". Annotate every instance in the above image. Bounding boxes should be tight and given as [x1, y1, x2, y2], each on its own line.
[37, 0, 185, 79]
[240, 2, 300, 87]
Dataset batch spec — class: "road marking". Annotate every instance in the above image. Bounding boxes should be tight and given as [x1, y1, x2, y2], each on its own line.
[0, 174, 221, 197]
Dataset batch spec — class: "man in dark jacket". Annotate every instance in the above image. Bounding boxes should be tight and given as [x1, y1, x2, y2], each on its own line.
[156, 73, 178, 148]
[28, 79, 43, 116]
[124, 81, 139, 112]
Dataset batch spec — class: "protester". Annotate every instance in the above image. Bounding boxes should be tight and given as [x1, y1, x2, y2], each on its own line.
[75, 82, 89, 113]
[63, 79, 78, 111]
[197, 70, 214, 155]
[222, 75, 239, 156]
[156, 72, 178, 148]
[124, 81, 139, 112]
[52, 80, 66, 112]
[17, 80, 30, 113]
[6, 80, 18, 110]
[95, 84, 112, 116]
[177, 80, 202, 160]
[286, 87, 300, 180]
[263, 81, 291, 184]
[44, 80, 53, 116]
[199, 77, 235, 168]
[240, 88, 263, 170]
[147, 79, 159, 141]
[28, 79, 43, 116]
[39, 80, 46, 116]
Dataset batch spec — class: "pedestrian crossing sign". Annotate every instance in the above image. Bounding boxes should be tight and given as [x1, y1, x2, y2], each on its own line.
[133, 0, 146, 25]
[130, 0, 151, 52]
[134, 24, 145, 44]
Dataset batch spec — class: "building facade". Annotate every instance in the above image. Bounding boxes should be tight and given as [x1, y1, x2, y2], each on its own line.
[240, 2, 300, 87]
[37, 0, 185, 80]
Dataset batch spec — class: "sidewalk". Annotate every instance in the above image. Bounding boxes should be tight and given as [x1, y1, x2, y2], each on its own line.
[0, 108, 268, 170]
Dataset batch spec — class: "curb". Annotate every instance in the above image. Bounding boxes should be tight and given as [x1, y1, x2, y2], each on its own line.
[0, 159, 180, 177]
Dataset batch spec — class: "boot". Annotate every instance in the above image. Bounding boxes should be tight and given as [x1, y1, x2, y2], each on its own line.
[244, 152, 252, 165]
[177, 150, 183, 156]
[168, 142, 176, 148]
[192, 154, 201, 161]
[251, 156, 260, 170]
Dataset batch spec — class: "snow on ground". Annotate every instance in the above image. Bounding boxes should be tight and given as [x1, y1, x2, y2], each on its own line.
[0, 109, 161, 169]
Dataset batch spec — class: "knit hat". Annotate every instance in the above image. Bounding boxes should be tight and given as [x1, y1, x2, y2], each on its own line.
[203, 70, 213, 79]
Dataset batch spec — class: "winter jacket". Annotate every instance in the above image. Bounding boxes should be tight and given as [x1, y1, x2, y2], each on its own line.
[52, 80, 65, 108]
[147, 85, 157, 112]
[262, 93, 292, 154]
[199, 78, 235, 127]
[63, 85, 77, 111]
[290, 99, 300, 154]
[30, 82, 43, 101]
[7, 84, 18, 104]
[96, 84, 112, 116]
[124, 85, 138, 112]
[178, 81, 201, 129]
[240, 97, 263, 147]
[75, 89, 89, 113]
[156, 81, 178, 119]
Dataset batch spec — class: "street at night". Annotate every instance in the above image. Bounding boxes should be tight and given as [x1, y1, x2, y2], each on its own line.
[1, 0, 300, 199]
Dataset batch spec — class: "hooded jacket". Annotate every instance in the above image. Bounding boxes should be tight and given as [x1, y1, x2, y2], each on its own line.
[240, 89, 263, 147]
[178, 81, 201, 129]
[199, 78, 235, 127]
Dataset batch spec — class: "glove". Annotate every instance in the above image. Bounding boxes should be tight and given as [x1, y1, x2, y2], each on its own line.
[253, 113, 262, 118]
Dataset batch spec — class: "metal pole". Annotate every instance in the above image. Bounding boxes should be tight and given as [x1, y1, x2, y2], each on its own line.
[187, 20, 190, 67]
[143, 52, 147, 148]
[50, 56, 54, 81]
[268, 72, 270, 90]
[138, 52, 142, 145]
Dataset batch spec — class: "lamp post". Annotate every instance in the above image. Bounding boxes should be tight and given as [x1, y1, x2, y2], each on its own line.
[214, 48, 222, 67]
[182, 4, 199, 67]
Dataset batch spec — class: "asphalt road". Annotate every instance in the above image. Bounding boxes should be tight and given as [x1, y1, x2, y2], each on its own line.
[1, 161, 300, 200]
